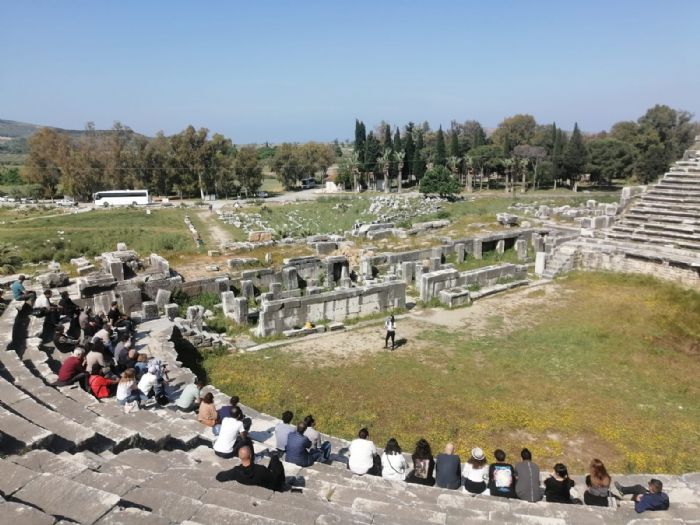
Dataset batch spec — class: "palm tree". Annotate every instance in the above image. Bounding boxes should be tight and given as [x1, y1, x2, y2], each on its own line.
[446, 156, 461, 184]
[502, 157, 514, 193]
[378, 149, 392, 194]
[395, 151, 405, 193]
[349, 151, 361, 192]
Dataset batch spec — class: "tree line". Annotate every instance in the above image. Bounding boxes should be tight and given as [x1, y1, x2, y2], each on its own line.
[342, 104, 699, 195]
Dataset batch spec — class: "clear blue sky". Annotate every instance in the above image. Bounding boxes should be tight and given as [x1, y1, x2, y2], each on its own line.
[2, 0, 699, 143]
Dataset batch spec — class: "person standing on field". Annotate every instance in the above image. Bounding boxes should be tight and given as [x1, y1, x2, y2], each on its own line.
[384, 315, 396, 350]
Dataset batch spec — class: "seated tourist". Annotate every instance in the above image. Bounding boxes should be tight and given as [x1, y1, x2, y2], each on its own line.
[435, 443, 461, 490]
[212, 406, 247, 459]
[113, 334, 132, 370]
[58, 290, 79, 318]
[35, 289, 60, 332]
[406, 438, 435, 486]
[214, 395, 251, 435]
[79, 307, 93, 339]
[175, 379, 205, 412]
[116, 368, 147, 407]
[92, 325, 114, 354]
[134, 352, 149, 378]
[286, 422, 325, 468]
[303, 415, 332, 462]
[381, 437, 408, 481]
[197, 392, 217, 427]
[488, 449, 516, 498]
[54, 348, 87, 387]
[615, 479, 670, 513]
[515, 448, 543, 502]
[11, 275, 35, 302]
[348, 427, 379, 476]
[136, 362, 159, 399]
[88, 364, 117, 399]
[216, 446, 285, 491]
[85, 340, 111, 374]
[52, 325, 80, 353]
[462, 447, 489, 494]
[274, 410, 295, 453]
[545, 463, 579, 504]
[584, 458, 615, 507]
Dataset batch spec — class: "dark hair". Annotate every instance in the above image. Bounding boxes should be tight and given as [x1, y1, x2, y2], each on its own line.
[384, 438, 402, 455]
[282, 411, 293, 424]
[229, 396, 240, 406]
[230, 406, 243, 420]
[297, 422, 308, 434]
[358, 427, 369, 439]
[196, 379, 205, 387]
[303, 415, 315, 427]
[589, 458, 610, 488]
[202, 392, 214, 404]
[521, 448, 532, 461]
[414, 439, 432, 460]
[553, 463, 569, 479]
[649, 479, 663, 493]
[111, 301, 118, 307]
[90, 363, 103, 375]
[494, 449, 506, 462]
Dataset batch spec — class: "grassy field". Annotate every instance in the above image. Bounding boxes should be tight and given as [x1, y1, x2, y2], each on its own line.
[204, 272, 700, 474]
[0, 207, 199, 265]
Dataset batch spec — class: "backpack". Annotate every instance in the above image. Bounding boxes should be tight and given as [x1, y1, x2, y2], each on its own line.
[267, 453, 286, 491]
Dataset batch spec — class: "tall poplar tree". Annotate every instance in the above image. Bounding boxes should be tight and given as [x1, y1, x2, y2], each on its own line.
[563, 122, 588, 179]
[449, 129, 460, 158]
[435, 126, 447, 166]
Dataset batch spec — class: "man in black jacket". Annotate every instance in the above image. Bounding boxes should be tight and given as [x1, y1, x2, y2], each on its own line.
[216, 446, 273, 489]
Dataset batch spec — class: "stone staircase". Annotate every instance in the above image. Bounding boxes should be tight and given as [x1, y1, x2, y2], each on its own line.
[606, 150, 700, 252]
[541, 244, 579, 280]
[1, 303, 699, 524]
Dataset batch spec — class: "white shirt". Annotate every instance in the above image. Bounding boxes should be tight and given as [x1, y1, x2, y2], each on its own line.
[116, 380, 134, 401]
[213, 417, 245, 454]
[348, 438, 377, 475]
[304, 427, 322, 448]
[137, 372, 157, 394]
[35, 295, 52, 310]
[462, 462, 489, 483]
[381, 452, 408, 481]
[93, 328, 111, 345]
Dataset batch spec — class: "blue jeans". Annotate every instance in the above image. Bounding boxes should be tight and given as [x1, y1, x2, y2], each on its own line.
[310, 441, 332, 463]
[118, 389, 147, 405]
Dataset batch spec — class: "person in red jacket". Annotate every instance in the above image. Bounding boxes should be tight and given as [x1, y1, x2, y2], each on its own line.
[55, 348, 87, 387]
[88, 364, 117, 399]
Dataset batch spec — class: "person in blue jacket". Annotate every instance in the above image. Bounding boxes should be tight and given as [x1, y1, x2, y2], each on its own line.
[615, 479, 670, 513]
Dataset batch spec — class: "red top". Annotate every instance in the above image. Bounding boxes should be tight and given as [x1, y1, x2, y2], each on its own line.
[57, 356, 84, 383]
[89, 374, 115, 398]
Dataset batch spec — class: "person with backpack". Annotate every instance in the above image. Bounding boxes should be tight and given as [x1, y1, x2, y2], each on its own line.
[384, 315, 396, 350]
[406, 439, 436, 486]
[488, 449, 516, 498]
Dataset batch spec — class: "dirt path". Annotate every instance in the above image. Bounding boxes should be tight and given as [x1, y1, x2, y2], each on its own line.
[274, 282, 573, 367]
[196, 210, 234, 248]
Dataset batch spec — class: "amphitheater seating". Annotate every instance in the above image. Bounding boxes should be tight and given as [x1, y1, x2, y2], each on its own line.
[1, 302, 699, 524]
[607, 157, 700, 252]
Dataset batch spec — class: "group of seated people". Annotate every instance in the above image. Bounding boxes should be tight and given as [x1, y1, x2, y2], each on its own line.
[268, 415, 669, 513]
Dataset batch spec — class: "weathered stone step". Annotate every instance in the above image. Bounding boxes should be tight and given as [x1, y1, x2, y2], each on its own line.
[606, 230, 700, 251]
[642, 193, 700, 205]
[0, 500, 56, 525]
[611, 225, 700, 242]
[12, 472, 120, 524]
[0, 405, 54, 453]
[95, 507, 171, 525]
[0, 458, 40, 498]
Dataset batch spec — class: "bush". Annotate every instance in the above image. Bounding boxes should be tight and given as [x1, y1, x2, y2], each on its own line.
[419, 166, 461, 197]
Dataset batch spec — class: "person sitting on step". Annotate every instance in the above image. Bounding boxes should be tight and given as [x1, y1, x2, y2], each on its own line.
[615, 478, 670, 513]
[216, 445, 285, 491]
[381, 437, 408, 481]
[88, 364, 117, 399]
[584, 458, 616, 507]
[488, 449, 516, 498]
[544, 463, 580, 504]
[175, 378, 205, 412]
[435, 442, 462, 489]
[406, 438, 436, 486]
[197, 392, 217, 428]
[53, 325, 80, 353]
[303, 415, 332, 463]
[212, 406, 247, 459]
[286, 422, 326, 468]
[274, 410, 295, 455]
[514, 448, 544, 502]
[54, 347, 88, 388]
[348, 427, 379, 476]
[462, 447, 489, 494]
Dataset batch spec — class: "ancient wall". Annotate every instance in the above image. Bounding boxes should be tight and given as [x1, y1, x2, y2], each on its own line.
[255, 281, 406, 336]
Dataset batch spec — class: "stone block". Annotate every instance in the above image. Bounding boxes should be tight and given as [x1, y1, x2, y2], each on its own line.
[207, 249, 221, 257]
[118, 287, 143, 315]
[77, 264, 96, 275]
[215, 276, 230, 293]
[205, 264, 219, 272]
[164, 303, 179, 320]
[239, 279, 254, 300]
[535, 252, 546, 275]
[281, 267, 298, 290]
[315, 241, 338, 255]
[226, 257, 258, 268]
[36, 271, 69, 289]
[155, 289, 171, 309]
[142, 301, 159, 320]
[47, 261, 61, 271]
[496, 239, 505, 254]
[117, 242, 128, 251]
[149, 254, 170, 274]
[473, 239, 483, 259]
[231, 297, 248, 325]
[533, 235, 545, 253]
[455, 243, 466, 263]
[439, 287, 472, 308]
[429, 257, 441, 271]
[515, 238, 528, 261]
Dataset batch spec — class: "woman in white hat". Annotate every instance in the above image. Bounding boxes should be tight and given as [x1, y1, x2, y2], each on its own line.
[462, 447, 489, 494]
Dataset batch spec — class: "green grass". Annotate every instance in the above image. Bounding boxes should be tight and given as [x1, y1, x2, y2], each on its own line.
[0, 207, 198, 265]
[204, 272, 700, 474]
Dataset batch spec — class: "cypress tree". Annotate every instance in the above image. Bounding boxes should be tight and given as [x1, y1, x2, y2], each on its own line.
[364, 132, 382, 174]
[402, 129, 415, 180]
[563, 123, 588, 179]
[383, 124, 393, 151]
[435, 126, 447, 166]
[413, 130, 426, 180]
[449, 129, 460, 157]
[354, 120, 366, 156]
[393, 127, 402, 153]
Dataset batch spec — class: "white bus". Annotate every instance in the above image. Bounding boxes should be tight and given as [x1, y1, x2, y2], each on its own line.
[93, 189, 150, 207]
